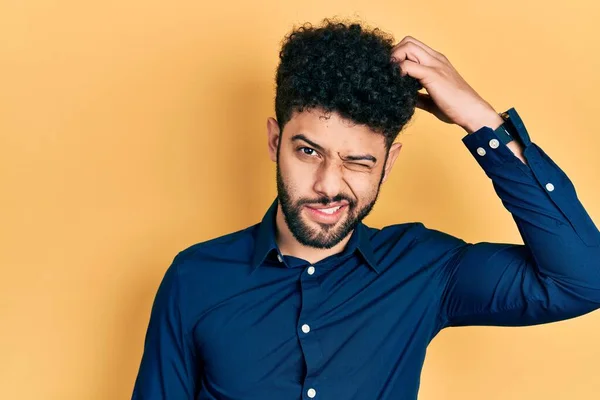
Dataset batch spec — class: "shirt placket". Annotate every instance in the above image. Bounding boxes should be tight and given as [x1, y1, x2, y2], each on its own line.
[297, 262, 325, 399]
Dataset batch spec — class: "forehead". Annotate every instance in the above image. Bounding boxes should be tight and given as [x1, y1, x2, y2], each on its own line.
[284, 108, 386, 150]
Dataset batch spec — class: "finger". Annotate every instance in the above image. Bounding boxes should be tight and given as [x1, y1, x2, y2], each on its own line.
[394, 36, 446, 63]
[391, 41, 441, 68]
[393, 36, 436, 57]
[397, 59, 432, 81]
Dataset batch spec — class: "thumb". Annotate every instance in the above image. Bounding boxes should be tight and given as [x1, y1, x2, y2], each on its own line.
[416, 92, 436, 112]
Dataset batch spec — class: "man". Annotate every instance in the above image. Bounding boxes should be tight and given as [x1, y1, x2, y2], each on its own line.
[132, 19, 600, 399]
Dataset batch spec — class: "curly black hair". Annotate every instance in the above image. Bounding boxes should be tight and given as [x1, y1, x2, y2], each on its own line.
[275, 18, 421, 149]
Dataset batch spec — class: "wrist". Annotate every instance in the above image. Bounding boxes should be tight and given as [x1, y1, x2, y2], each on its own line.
[462, 107, 504, 134]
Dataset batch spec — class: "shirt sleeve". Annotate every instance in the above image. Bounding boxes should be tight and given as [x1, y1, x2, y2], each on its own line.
[438, 107, 600, 328]
[132, 254, 199, 399]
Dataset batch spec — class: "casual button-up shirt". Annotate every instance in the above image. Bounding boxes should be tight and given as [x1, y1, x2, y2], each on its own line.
[132, 108, 600, 400]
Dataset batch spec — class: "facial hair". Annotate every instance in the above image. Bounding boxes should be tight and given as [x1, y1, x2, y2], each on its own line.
[276, 161, 383, 249]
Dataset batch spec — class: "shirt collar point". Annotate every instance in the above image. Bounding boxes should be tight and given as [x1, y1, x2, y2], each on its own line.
[356, 223, 380, 274]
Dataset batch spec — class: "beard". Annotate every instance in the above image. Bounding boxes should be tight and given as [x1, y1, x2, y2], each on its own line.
[276, 161, 382, 249]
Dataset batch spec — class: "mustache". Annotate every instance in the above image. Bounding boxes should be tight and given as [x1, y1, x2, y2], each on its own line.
[296, 194, 356, 207]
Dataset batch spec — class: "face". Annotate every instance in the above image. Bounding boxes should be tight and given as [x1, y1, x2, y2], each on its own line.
[267, 108, 402, 249]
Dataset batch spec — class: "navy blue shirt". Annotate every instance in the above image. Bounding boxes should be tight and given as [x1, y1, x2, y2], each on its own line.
[132, 108, 600, 400]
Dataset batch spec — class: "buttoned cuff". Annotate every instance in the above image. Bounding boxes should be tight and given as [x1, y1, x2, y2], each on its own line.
[462, 107, 599, 247]
[462, 107, 531, 171]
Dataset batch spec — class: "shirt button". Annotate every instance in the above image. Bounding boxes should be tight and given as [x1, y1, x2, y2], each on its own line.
[489, 138, 500, 149]
[277, 254, 283, 262]
[307, 266, 315, 275]
[546, 183, 555, 192]
[307, 388, 317, 398]
[301, 324, 311, 333]
[476, 147, 486, 156]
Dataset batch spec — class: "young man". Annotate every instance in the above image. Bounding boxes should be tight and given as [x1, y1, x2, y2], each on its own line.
[132, 19, 600, 399]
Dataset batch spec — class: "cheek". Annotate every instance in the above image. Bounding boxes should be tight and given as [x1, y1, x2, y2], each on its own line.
[280, 157, 315, 191]
[344, 173, 381, 201]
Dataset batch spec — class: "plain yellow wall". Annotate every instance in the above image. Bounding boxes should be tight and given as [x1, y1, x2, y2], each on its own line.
[2, 0, 600, 399]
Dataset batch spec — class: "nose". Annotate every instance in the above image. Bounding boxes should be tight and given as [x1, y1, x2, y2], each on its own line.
[312, 160, 343, 200]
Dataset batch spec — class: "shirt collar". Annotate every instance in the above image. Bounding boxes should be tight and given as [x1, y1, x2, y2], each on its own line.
[250, 197, 380, 274]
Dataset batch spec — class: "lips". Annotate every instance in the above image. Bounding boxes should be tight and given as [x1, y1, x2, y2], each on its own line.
[304, 203, 348, 223]
[307, 202, 347, 210]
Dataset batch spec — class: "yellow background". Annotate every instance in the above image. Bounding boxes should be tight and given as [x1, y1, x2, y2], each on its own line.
[2, 1, 599, 399]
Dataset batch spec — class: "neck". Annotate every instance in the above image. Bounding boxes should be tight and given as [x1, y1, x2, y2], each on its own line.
[275, 202, 353, 265]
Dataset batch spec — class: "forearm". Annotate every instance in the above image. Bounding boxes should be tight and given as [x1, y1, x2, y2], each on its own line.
[462, 108, 600, 299]
[440, 108, 600, 327]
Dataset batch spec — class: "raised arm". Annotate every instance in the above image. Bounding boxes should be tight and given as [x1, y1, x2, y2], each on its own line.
[438, 107, 600, 326]
[389, 36, 600, 327]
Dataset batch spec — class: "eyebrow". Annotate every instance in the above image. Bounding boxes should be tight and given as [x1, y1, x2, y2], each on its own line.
[290, 133, 378, 164]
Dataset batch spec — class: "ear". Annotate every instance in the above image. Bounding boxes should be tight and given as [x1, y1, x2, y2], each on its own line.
[381, 142, 402, 183]
[266, 117, 280, 163]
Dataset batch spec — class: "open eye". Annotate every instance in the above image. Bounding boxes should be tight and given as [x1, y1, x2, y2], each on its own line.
[299, 147, 318, 157]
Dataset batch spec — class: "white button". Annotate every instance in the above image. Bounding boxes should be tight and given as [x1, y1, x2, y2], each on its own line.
[277, 254, 283, 262]
[301, 324, 311, 333]
[307, 266, 315, 275]
[546, 183, 555, 192]
[489, 139, 500, 149]
[307, 388, 317, 398]
[476, 147, 486, 156]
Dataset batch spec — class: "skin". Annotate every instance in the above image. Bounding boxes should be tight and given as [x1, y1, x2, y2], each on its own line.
[391, 36, 526, 163]
[267, 109, 402, 264]
[267, 35, 526, 264]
